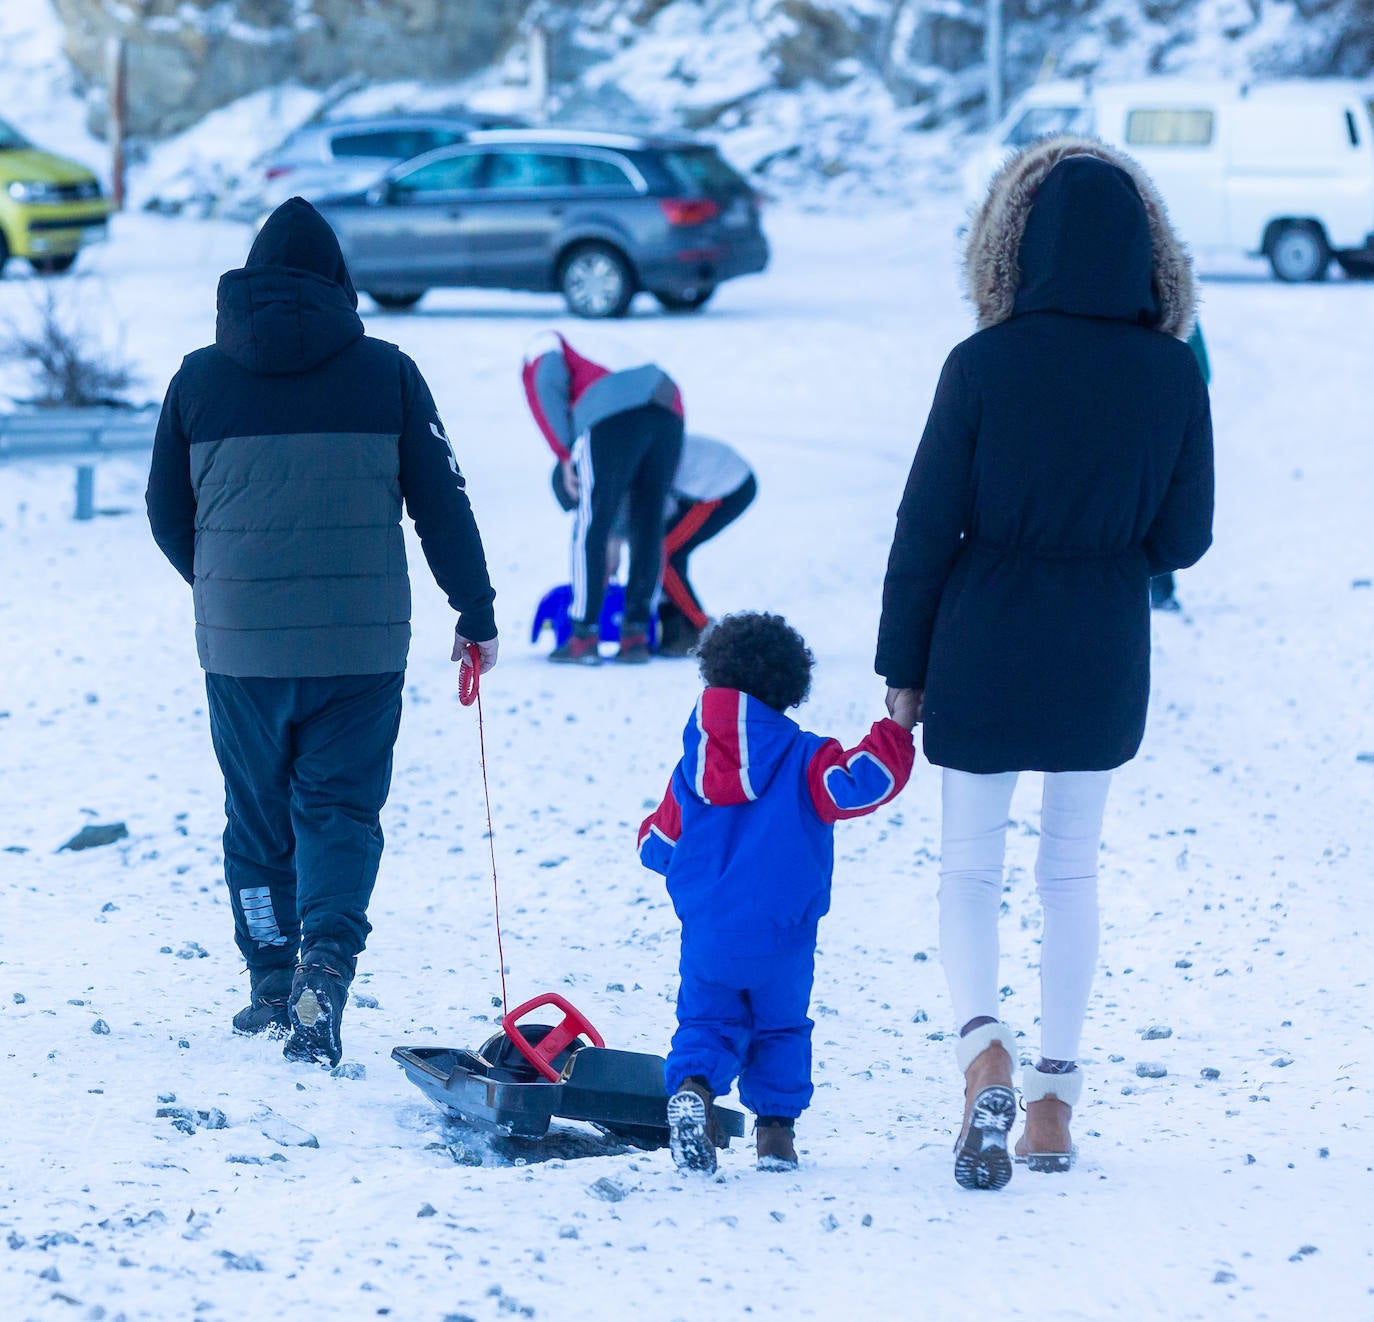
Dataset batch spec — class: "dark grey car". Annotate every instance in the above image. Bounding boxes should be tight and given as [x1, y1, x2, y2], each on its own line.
[315, 129, 769, 317]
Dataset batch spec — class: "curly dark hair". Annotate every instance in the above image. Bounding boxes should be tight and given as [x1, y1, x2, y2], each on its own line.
[697, 612, 814, 712]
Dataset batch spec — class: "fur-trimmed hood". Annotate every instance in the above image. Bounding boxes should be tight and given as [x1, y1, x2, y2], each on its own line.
[964, 136, 1196, 339]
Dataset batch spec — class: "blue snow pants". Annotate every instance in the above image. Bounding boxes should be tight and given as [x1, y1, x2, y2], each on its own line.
[666, 945, 816, 1120]
[205, 672, 403, 978]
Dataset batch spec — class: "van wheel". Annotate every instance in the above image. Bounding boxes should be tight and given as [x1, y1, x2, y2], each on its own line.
[559, 243, 635, 319]
[1267, 223, 1329, 283]
[31, 254, 77, 275]
[367, 290, 424, 311]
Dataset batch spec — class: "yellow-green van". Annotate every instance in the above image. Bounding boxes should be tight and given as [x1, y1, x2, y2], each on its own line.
[0, 116, 110, 276]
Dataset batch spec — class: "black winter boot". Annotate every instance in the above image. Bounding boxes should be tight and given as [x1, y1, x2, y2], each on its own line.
[232, 966, 293, 1036]
[282, 958, 350, 1067]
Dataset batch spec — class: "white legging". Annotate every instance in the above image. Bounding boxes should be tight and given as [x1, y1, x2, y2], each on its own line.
[938, 768, 1112, 1063]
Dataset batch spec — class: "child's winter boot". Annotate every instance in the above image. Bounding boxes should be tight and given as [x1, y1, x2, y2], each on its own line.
[550, 626, 601, 665]
[282, 957, 350, 1068]
[667, 1076, 720, 1174]
[755, 1117, 798, 1172]
[232, 966, 293, 1036]
[1015, 1066, 1083, 1172]
[952, 1021, 1018, 1191]
[615, 621, 651, 664]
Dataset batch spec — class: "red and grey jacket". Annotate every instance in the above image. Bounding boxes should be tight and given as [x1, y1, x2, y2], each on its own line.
[637, 688, 915, 962]
[522, 333, 683, 461]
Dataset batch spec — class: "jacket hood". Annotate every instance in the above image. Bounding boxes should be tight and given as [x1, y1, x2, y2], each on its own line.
[964, 135, 1196, 339]
[680, 688, 801, 807]
[215, 197, 364, 375]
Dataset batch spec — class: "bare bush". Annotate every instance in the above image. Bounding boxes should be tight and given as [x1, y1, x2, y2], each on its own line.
[0, 289, 137, 408]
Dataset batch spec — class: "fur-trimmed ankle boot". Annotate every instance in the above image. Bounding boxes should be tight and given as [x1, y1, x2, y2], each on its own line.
[1015, 1066, 1084, 1173]
[952, 1021, 1018, 1191]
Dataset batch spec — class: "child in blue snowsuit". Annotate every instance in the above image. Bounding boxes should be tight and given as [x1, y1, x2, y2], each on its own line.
[637, 612, 918, 1172]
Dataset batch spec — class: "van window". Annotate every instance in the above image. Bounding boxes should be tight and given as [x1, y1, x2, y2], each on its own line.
[1125, 109, 1214, 147]
[1003, 106, 1092, 147]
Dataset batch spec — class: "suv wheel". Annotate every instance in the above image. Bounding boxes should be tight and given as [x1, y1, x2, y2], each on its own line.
[367, 290, 425, 311]
[655, 287, 715, 314]
[1267, 223, 1329, 283]
[31, 254, 77, 275]
[560, 243, 634, 319]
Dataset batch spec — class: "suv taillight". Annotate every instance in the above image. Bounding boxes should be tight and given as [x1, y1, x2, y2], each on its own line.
[659, 198, 720, 227]
[265, 165, 295, 181]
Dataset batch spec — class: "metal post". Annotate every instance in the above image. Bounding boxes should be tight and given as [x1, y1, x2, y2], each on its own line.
[985, 0, 1003, 130]
[107, 36, 128, 211]
[75, 465, 95, 521]
[529, 23, 549, 121]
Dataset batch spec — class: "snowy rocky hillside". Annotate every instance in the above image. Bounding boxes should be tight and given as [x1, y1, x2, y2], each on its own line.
[13, 0, 1374, 209]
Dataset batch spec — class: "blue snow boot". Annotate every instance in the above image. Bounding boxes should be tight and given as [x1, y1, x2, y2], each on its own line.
[282, 957, 350, 1067]
[232, 966, 293, 1036]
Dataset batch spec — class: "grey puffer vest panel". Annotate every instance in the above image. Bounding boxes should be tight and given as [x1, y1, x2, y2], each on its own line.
[190, 431, 410, 677]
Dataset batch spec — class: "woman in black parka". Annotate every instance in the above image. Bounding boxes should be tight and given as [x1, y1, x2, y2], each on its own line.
[876, 138, 1214, 1190]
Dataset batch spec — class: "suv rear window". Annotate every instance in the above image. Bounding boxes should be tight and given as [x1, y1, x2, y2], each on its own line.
[332, 128, 461, 160]
[662, 148, 747, 195]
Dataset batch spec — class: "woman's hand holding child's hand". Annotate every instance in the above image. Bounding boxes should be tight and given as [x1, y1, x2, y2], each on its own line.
[886, 686, 924, 731]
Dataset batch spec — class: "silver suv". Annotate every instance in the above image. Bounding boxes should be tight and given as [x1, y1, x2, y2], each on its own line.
[314, 129, 770, 317]
[253, 113, 523, 212]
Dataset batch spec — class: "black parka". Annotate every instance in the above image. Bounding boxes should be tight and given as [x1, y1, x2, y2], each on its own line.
[147, 198, 495, 677]
[876, 143, 1214, 774]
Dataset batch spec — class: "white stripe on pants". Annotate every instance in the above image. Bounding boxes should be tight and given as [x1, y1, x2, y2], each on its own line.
[938, 768, 1112, 1063]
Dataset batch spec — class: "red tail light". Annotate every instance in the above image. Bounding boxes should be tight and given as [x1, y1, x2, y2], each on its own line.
[265, 165, 295, 181]
[659, 198, 720, 227]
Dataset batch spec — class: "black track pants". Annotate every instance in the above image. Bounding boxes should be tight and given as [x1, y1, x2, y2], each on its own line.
[570, 403, 684, 629]
[206, 670, 403, 976]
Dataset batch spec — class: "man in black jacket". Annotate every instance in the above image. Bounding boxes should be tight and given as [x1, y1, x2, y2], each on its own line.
[147, 198, 497, 1067]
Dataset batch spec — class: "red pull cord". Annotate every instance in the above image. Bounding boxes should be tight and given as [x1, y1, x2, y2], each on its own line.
[459, 642, 508, 1017]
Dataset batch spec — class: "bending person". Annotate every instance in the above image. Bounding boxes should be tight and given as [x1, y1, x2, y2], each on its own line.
[875, 140, 1214, 1190]
[523, 332, 684, 665]
[546, 433, 757, 657]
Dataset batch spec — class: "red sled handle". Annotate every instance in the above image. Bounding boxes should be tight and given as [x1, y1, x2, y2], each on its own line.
[458, 642, 481, 707]
[501, 992, 605, 1082]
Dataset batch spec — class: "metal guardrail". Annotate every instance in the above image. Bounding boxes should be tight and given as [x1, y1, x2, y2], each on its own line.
[0, 405, 158, 519]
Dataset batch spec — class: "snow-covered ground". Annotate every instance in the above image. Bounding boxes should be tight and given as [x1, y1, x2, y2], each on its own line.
[2, 203, 1373, 1322]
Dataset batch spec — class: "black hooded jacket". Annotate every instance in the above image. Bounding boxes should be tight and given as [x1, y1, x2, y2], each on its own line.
[147, 198, 495, 677]
[876, 154, 1214, 773]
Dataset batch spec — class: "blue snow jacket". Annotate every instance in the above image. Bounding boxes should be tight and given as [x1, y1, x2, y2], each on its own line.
[638, 688, 914, 965]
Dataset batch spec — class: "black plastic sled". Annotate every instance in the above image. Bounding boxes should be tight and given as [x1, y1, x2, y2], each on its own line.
[393, 1021, 746, 1149]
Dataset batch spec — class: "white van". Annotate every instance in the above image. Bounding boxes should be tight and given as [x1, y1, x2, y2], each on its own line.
[962, 78, 1374, 281]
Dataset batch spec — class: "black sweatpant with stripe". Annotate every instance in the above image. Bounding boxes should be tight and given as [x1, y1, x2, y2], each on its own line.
[571, 403, 684, 631]
[206, 671, 403, 978]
